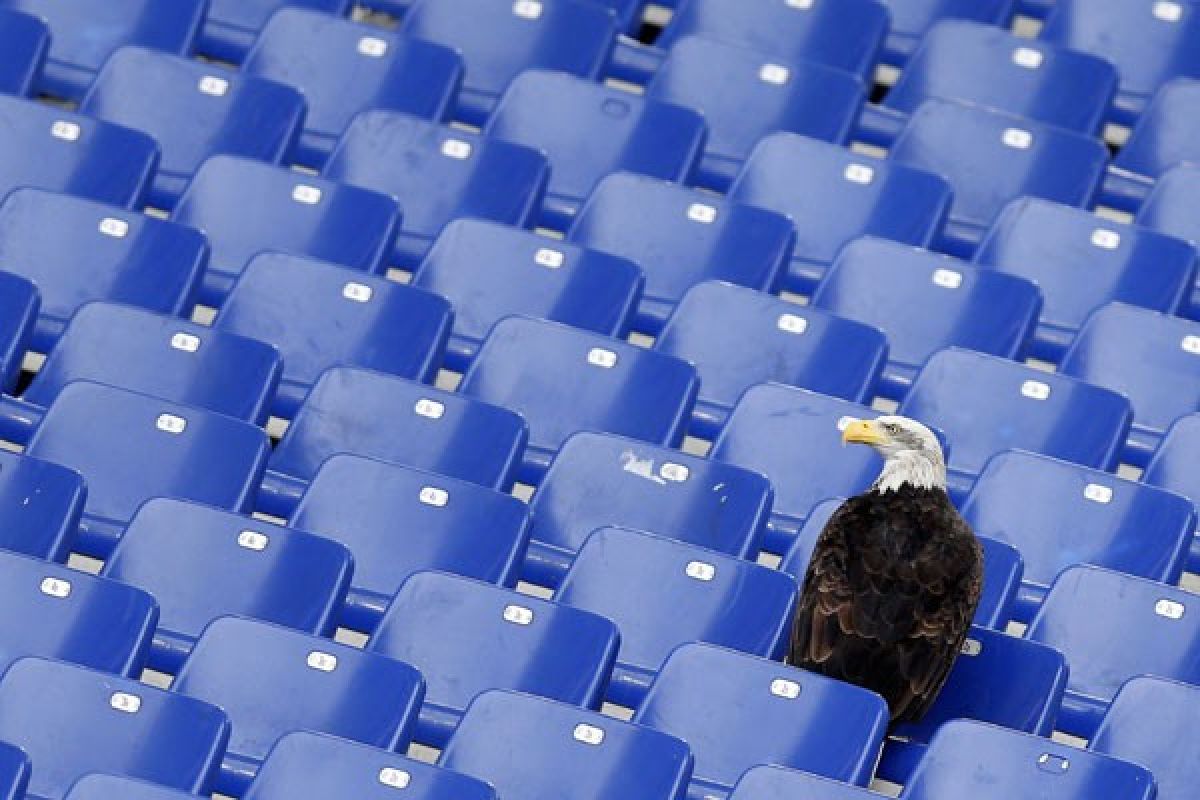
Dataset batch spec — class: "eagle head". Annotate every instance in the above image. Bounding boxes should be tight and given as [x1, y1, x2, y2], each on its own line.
[841, 415, 947, 493]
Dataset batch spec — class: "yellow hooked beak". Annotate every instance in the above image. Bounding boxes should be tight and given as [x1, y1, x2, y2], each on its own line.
[842, 418, 888, 446]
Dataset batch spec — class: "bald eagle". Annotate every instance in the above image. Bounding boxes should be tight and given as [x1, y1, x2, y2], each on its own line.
[789, 416, 983, 723]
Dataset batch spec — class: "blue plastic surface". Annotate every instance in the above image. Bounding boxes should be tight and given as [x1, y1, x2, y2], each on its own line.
[1115, 78, 1200, 185]
[0, 449, 85, 561]
[200, 0, 352, 63]
[0, 9, 47, 95]
[877, 0, 1013, 62]
[65, 775, 198, 800]
[728, 766, 878, 800]
[0, 270, 37, 394]
[1144, 413, 1200, 568]
[1135, 163, 1200, 316]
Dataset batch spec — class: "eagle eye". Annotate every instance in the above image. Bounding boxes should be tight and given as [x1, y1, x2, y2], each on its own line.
[884, 422, 900, 435]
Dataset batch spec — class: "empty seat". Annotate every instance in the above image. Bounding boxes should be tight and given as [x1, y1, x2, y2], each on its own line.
[173, 616, 425, 795]
[0, 271, 37, 395]
[459, 317, 698, 481]
[215, 253, 451, 417]
[413, 219, 643, 370]
[729, 765, 876, 800]
[65, 775, 198, 800]
[102, 498, 353, 673]
[1144, 413, 1200, 567]
[323, 111, 549, 266]
[878, 0, 1013, 62]
[1113, 79, 1200, 185]
[1026, 565, 1200, 736]
[0, 8, 47, 96]
[1136, 164, 1200, 315]
[657, 282, 886, 434]
[0, 657, 229, 799]
[369, 571, 618, 746]
[440, 690, 693, 800]
[243, 11, 463, 165]
[487, 71, 706, 227]
[728, 133, 951, 292]
[567, 172, 794, 331]
[199, 0, 352, 63]
[289, 454, 530, 629]
[173, 156, 401, 303]
[813, 238, 1041, 397]
[0, 450, 84, 561]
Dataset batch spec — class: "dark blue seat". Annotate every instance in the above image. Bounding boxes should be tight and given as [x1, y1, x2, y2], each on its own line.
[1026, 565, 1200, 736]
[440, 690, 693, 800]
[0, 449, 84, 562]
[215, 253, 451, 417]
[459, 316, 698, 482]
[975, 199, 1197, 360]
[898, 348, 1132, 499]
[173, 156, 401, 303]
[0, 189, 208, 351]
[0, 657, 229, 800]
[369, 571, 618, 746]
[0, 271, 37, 395]
[173, 616, 425, 795]
[813, 238, 1041, 397]
[727, 133, 951, 293]
[413, 219, 643, 370]
[102, 498, 353, 673]
[244, 731, 497, 800]
[1136, 164, 1200, 316]
[486, 71, 707, 228]
[81, 47, 306, 209]
[288, 454, 530, 630]
[401, 0, 618, 124]
[1144, 413, 1200, 568]
[1112, 78, 1200, 189]
[646, 36, 865, 188]
[556, 527, 796, 707]
[65, 775, 199, 800]
[324, 111, 549, 267]
[567, 172, 794, 331]
[877, 0, 1013, 63]
[199, 0, 352, 64]
[525, 432, 772, 585]
[728, 765, 877, 800]
[0, 9, 47, 95]
[244, 11, 462, 166]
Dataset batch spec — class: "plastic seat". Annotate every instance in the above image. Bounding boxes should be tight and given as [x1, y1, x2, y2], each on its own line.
[487, 71, 706, 228]
[1113, 79, 1200, 187]
[324, 111, 549, 266]
[813, 238, 1041, 397]
[413, 219, 643, 370]
[288, 454, 530, 630]
[215, 253, 451, 417]
[0, 450, 84, 562]
[898, 348, 1132, 499]
[173, 156, 401, 303]
[728, 765, 877, 800]
[0, 658, 229, 800]
[81, 48, 305, 209]
[646, 36, 865, 188]
[0, 189, 208, 350]
[459, 317, 698, 482]
[903, 720, 1155, 800]
[889, 99, 1109, 254]
[1026, 565, 1200, 736]
[102, 498, 353, 673]
[173, 616, 425, 795]
[244, 731, 497, 800]
[556, 527, 796, 707]
[728, 133, 951, 292]
[0, 0, 207, 100]
[634, 643, 888, 797]
[0, 9, 47, 95]
[567, 172, 794, 331]
[1144, 413, 1200, 567]
[65, 775, 198, 800]
[441, 690, 692, 800]
[1136, 164, 1200, 316]
[0, 271, 37, 395]
[878, 0, 1013, 62]
[244, 11, 462, 166]
[200, 0, 352, 63]
[368, 571, 618, 746]
[401, 0, 618, 124]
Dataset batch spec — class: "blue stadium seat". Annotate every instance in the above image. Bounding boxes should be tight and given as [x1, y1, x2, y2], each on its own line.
[288, 454, 530, 630]
[729, 765, 877, 800]
[244, 731, 497, 800]
[813, 238, 1041, 397]
[0, 450, 84, 562]
[401, 0, 618, 124]
[199, 0, 353, 64]
[486, 71, 707, 228]
[727, 133, 952, 293]
[459, 316, 698, 482]
[634, 643, 888, 796]
[0, 189, 208, 350]
[903, 719, 1155, 800]
[1144, 413, 1200, 568]
[102, 498, 353, 673]
[81, 48, 306, 209]
[645, 36, 865, 188]
[173, 616, 425, 795]
[1112, 79, 1200, 189]
[898, 348, 1132, 499]
[0, 9, 47, 96]
[1026, 565, 1200, 736]
[215, 253, 451, 417]
[0, 657, 229, 799]
[413, 219, 643, 370]
[442, 691, 692, 800]
[889, 99, 1109, 254]
[877, 0, 1013, 63]
[323, 111, 549, 267]
[1136, 164, 1200, 316]
[556, 527, 796, 707]
[172, 156, 401, 303]
[0, 271, 37, 395]
[368, 571, 618, 746]
[567, 172, 794, 331]
[65, 775, 198, 800]
[243, 11, 463, 166]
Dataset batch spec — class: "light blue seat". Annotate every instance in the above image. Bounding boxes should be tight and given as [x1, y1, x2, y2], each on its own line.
[65, 775, 199, 800]
[0, 8, 47, 95]
[0, 271, 37, 395]
[199, 1, 351, 63]
[1113, 78, 1200, 188]
[0, 449, 84, 562]
[1144, 413, 1200, 568]
[877, 0, 1013, 62]
[1135, 164, 1200, 317]
[728, 765, 878, 800]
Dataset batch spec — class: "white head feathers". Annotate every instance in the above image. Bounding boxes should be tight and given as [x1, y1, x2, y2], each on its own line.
[841, 415, 947, 493]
